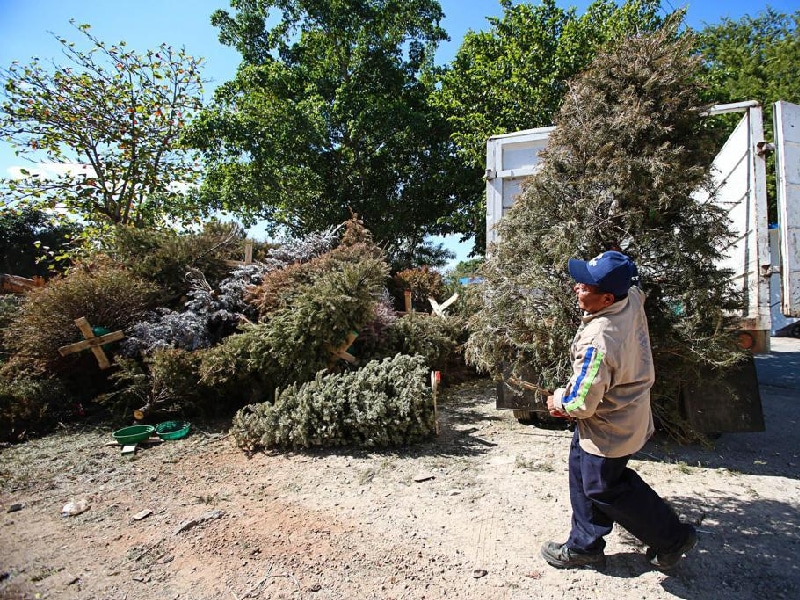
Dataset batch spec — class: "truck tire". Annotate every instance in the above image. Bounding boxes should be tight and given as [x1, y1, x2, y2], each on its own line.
[512, 410, 542, 424]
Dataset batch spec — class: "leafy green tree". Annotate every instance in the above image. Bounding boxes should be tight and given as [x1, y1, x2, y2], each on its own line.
[433, 0, 667, 253]
[184, 0, 463, 264]
[466, 22, 746, 441]
[0, 206, 81, 277]
[696, 8, 800, 114]
[695, 8, 800, 220]
[445, 257, 485, 282]
[0, 21, 206, 229]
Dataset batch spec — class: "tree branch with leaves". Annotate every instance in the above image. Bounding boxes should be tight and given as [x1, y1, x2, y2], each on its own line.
[0, 20, 207, 231]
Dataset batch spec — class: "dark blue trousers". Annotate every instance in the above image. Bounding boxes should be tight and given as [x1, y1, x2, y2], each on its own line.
[567, 429, 686, 554]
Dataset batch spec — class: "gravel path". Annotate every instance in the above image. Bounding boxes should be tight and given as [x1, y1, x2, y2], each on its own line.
[1, 338, 798, 599]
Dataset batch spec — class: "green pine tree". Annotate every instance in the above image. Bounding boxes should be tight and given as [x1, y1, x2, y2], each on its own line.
[466, 20, 747, 441]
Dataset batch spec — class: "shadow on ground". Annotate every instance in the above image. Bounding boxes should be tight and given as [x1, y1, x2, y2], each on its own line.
[636, 344, 800, 479]
[585, 494, 800, 600]
[653, 494, 799, 600]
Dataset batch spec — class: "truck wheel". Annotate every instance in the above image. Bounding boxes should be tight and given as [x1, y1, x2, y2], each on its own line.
[513, 410, 541, 424]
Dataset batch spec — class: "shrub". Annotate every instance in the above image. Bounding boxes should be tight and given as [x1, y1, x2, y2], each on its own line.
[360, 312, 465, 373]
[0, 206, 81, 278]
[259, 224, 343, 270]
[0, 295, 24, 363]
[348, 290, 398, 359]
[100, 349, 214, 419]
[121, 263, 269, 358]
[4, 262, 157, 373]
[392, 266, 445, 312]
[443, 258, 485, 320]
[185, 264, 264, 331]
[121, 308, 215, 356]
[108, 221, 243, 306]
[199, 258, 388, 404]
[146, 348, 220, 416]
[0, 373, 72, 443]
[96, 356, 150, 418]
[230, 354, 435, 451]
[448, 281, 484, 321]
[247, 217, 385, 318]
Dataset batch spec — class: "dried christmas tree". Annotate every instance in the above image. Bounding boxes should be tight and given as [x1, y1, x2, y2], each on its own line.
[196, 217, 390, 405]
[466, 21, 747, 440]
[230, 353, 435, 451]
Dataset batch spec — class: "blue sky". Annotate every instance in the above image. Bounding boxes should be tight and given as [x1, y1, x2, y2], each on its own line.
[1, 0, 796, 262]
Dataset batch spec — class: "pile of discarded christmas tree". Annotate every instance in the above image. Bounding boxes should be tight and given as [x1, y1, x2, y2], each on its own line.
[1, 217, 466, 449]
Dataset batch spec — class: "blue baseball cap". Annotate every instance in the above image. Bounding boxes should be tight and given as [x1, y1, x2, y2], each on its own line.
[568, 251, 636, 297]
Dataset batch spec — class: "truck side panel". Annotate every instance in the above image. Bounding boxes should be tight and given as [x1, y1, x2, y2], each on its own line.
[774, 101, 800, 317]
[693, 106, 771, 347]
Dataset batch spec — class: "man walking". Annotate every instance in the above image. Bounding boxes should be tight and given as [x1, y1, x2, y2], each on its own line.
[541, 250, 696, 570]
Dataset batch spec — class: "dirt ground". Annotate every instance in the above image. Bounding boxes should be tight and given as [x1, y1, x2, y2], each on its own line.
[1, 338, 799, 600]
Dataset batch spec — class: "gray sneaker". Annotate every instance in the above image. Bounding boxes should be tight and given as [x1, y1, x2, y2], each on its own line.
[541, 541, 606, 569]
[647, 526, 697, 570]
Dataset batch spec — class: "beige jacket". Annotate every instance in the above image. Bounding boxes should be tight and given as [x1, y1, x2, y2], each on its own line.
[552, 287, 655, 458]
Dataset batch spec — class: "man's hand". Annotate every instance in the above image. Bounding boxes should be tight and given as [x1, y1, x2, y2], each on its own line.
[547, 395, 569, 419]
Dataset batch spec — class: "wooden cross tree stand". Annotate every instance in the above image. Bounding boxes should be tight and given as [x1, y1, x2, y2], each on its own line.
[327, 330, 359, 369]
[429, 293, 459, 316]
[58, 317, 125, 370]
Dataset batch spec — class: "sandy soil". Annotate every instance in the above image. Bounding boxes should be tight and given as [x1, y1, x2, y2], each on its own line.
[1, 338, 799, 600]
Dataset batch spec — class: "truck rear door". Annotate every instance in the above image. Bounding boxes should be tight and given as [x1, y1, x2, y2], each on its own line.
[774, 100, 800, 318]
